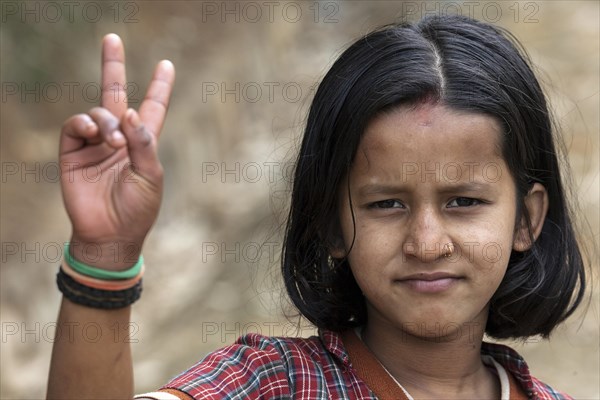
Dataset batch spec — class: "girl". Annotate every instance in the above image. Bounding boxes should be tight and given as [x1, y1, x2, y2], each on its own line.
[48, 15, 586, 400]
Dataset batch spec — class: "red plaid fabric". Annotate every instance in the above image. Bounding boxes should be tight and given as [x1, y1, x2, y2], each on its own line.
[162, 330, 571, 399]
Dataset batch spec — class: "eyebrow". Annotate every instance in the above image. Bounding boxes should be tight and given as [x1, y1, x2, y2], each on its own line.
[356, 181, 494, 197]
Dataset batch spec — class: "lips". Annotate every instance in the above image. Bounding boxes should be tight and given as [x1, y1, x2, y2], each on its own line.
[397, 272, 462, 293]
[399, 272, 460, 281]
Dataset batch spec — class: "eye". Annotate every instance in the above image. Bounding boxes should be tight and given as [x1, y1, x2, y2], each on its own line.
[369, 199, 405, 209]
[446, 197, 482, 208]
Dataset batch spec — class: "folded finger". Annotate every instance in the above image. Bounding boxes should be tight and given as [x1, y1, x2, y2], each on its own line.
[60, 114, 99, 155]
[121, 108, 162, 183]
[88, 107, 127, 148]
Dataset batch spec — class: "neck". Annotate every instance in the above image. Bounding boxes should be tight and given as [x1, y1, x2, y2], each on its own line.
[361, 316, 499, 399]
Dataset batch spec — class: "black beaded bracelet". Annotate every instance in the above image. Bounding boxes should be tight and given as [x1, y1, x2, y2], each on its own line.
[56, 268, 142, 309]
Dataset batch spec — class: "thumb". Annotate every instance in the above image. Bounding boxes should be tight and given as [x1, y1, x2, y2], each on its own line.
[121, 108, 163, 183]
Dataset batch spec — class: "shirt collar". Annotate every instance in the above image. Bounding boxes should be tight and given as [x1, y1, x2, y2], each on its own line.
[318, 329, 536, 398]
[481, 341, 535, 398]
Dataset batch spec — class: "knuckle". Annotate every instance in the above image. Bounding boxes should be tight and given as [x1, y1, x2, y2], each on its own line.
[88, 107, 116, 121]
[62, 114, 87, 132]
[88, 110, 119, 132]
[61, 117, 74, 130]
[153, 164, 164, 180]
[88, 106, 104, 116]
[76, 113, 93, 124]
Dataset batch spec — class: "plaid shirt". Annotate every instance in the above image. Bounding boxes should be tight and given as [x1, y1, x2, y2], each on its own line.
[160, 330, 571, 399]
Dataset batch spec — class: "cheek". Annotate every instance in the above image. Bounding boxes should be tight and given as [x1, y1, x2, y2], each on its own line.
[338, 205, 390, 252]
[465, 219, 515, 286]
[345, 224, 400, 297]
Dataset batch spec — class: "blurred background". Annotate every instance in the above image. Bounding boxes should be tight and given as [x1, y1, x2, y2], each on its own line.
[1, 1, 598, 398]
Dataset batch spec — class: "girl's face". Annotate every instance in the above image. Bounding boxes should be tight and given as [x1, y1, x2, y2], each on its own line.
[334, 103, 520, 340]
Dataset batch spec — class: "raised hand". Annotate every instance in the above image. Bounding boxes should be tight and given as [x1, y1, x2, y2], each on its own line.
[59, 34, 175, 269]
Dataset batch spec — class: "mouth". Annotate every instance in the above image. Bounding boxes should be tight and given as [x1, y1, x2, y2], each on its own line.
[396, 272, 463, 293]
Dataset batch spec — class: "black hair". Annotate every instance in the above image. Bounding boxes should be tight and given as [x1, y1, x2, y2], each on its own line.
[282, 15, 586, 339]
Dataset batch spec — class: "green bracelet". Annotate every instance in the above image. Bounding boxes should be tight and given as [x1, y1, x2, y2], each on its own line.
[64, 242, 143, 280]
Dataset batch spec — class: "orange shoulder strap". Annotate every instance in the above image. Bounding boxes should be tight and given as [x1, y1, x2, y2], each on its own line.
[340, 330, 411, 400]
[159, 388, 194, 400]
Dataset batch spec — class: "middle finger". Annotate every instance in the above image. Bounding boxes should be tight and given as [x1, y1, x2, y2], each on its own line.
[88, 107, 126, 148]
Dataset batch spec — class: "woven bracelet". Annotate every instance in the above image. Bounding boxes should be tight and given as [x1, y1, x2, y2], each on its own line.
[57, 268, 142, 309]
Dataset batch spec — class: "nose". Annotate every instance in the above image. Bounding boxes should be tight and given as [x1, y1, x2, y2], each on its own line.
[402, 206, 452, 263]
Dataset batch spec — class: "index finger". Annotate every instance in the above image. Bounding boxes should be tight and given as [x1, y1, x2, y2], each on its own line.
[101, 33, 128, 118]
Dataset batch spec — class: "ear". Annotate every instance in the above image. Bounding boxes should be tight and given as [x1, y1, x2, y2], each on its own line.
[329, 242, 346, 259]
[513, 183, 549, 252]
[323, 214, 347, 259]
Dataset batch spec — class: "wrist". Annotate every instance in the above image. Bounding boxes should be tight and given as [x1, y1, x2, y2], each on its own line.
[56, 242, 144, 310]
[68, 238, 142, 271]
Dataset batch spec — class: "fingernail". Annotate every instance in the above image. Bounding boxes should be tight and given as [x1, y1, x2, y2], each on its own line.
[112, 130, 125, 142]
[160, 60, 175, 71]
[104, 33, 120, 44]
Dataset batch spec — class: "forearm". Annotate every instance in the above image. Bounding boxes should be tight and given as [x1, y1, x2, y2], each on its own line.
[47, 297, 133, 400]
[49, 32, 174, 400]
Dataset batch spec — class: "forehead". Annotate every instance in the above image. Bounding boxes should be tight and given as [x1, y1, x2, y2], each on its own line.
[351, 104, 505, 181]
